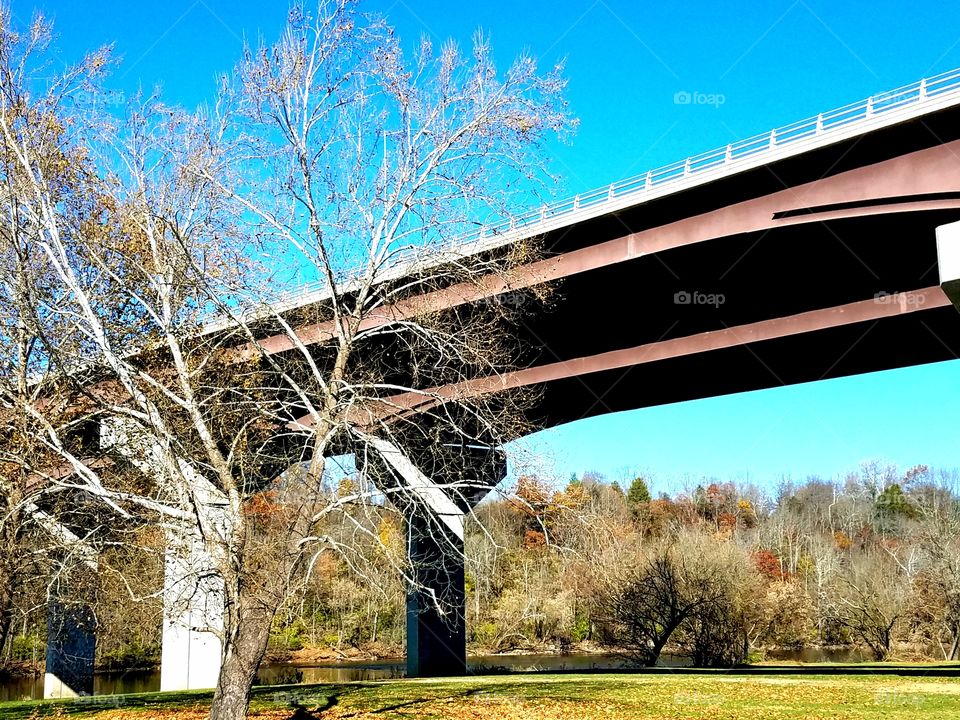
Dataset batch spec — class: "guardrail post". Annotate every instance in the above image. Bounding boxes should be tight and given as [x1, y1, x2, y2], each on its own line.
[607, 183, 615, 199]
[866, 96, 874, 117]
[644, 171, 652, 190]
[683, 159, 691, 176]
[539, 205, 546, 223]
[724, 144, 732, 162]
[574, 194, 580, 210]
[769, 129, 776, 148]
[815, 113, 824, 135]
[920, 79, 928, 101]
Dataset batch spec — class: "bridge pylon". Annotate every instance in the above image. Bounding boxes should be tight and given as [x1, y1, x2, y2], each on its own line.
[360, 437, 507, 677]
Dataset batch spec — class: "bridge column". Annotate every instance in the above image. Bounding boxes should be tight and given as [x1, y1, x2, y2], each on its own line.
[405, 510, 467, 677]
[28, 505, 99, 699]
[360, 437, 506, 678]
[160, 522, 226, 691]
[44, 596, 96, 698]
[937, 219, 960, 308]
[98, 417, 229, 692]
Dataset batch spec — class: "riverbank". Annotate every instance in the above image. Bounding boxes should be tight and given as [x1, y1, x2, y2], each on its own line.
[2, 672, 960, 720]
[275, 639, 952, 666]
[278, 640, 619, 665]
[0, 664, 40, 680]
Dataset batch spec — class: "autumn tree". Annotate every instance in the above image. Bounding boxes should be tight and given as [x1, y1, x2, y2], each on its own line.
[0, 3, 573, 719]
[0, 8, 114, 661]
[597, 533, 728, 666]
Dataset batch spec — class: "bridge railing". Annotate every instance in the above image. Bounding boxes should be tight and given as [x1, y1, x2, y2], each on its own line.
[471, 67, 960, 239]
[269, 67, 960, 310]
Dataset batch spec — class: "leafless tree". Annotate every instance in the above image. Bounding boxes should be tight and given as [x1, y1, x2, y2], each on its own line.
[829, 551, 909, 660]
[596, 533, 729, 666]
[911, 487, 960, 660]
[0, 3, 572, 719]
[0, 7, 114, 660]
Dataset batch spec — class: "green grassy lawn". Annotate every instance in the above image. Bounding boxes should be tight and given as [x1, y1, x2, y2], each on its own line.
[2, 672, 960, 720]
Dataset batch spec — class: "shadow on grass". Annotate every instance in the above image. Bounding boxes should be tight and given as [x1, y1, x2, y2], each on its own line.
[4, 664, 960, 720]
[324, 683, 531, 718]
[0, 684, 357, 720]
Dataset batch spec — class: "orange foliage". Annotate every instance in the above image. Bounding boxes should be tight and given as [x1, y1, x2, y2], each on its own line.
[523, 529, 547, 549]
[243, 490, 281, 519]
[717, 511, 737, 533]
[513, 475, 550, 511]
[752, 549, 787, 580]
[834, 530, 852, 550]
[553, 483, 588, 510]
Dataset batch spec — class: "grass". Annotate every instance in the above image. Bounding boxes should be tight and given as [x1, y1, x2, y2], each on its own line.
[3, 672, 960, 720]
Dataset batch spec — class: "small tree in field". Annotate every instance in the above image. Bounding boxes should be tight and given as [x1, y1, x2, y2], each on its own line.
[597, 534, 728, 666]
[670, 540, 755, 667]
[0, 3, 573, 719]
[829, 551, 908, 660]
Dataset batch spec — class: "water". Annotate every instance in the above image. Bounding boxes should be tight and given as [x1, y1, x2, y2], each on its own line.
[0, 647, 876, 701]
[2, 653, 642, 701]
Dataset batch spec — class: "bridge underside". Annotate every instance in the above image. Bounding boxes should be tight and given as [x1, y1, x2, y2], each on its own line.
[263, 103, 960, 678]
[524, 208, 960, 428]
[414, 110, 960, 432]
[282, 110, 960, 436]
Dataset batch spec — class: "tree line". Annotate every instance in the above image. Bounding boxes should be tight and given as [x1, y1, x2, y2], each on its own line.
[5, 460, 959, 670]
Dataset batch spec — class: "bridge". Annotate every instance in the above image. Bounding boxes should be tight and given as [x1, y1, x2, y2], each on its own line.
[40, 66, 960, 696]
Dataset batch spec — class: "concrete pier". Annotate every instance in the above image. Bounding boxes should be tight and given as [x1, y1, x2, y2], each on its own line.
[44, 599, 96, 698]
[405, 517, 467, 676]
[159, 525, 226, 691]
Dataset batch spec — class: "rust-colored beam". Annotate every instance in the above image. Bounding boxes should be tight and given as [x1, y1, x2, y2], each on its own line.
[293, 286, 950, 429]
[256, 141, 960, 357]
[25, 456, 115, 494]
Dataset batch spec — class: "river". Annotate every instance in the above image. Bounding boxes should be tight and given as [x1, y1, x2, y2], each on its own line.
[0, 647, 874, 701]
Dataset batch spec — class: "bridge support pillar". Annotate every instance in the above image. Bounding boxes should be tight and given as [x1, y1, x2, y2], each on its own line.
[159, 524, 225, 691]
[406, 515, 467, 677]
[361, 438, 506, 678]
[365, 436, 507, 677]
[44, 597, 96, 698]
[99, 417, 230, 692]
[938, 219, 960, 308]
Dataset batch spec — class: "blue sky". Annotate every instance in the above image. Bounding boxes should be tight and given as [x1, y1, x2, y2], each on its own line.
[25, 0, 960, 494]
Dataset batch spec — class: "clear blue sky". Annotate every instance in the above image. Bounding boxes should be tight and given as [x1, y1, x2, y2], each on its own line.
[25, 0, 960, 494]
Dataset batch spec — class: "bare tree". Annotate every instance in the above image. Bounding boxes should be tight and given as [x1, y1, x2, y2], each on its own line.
[0, 4, 572, 719]
[829, 551, 908, 660]
[596, 534, 728, 666]
[912, 490, 960, 660]
[0, 7, 114, 661]
[670, 540, 755, 668]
